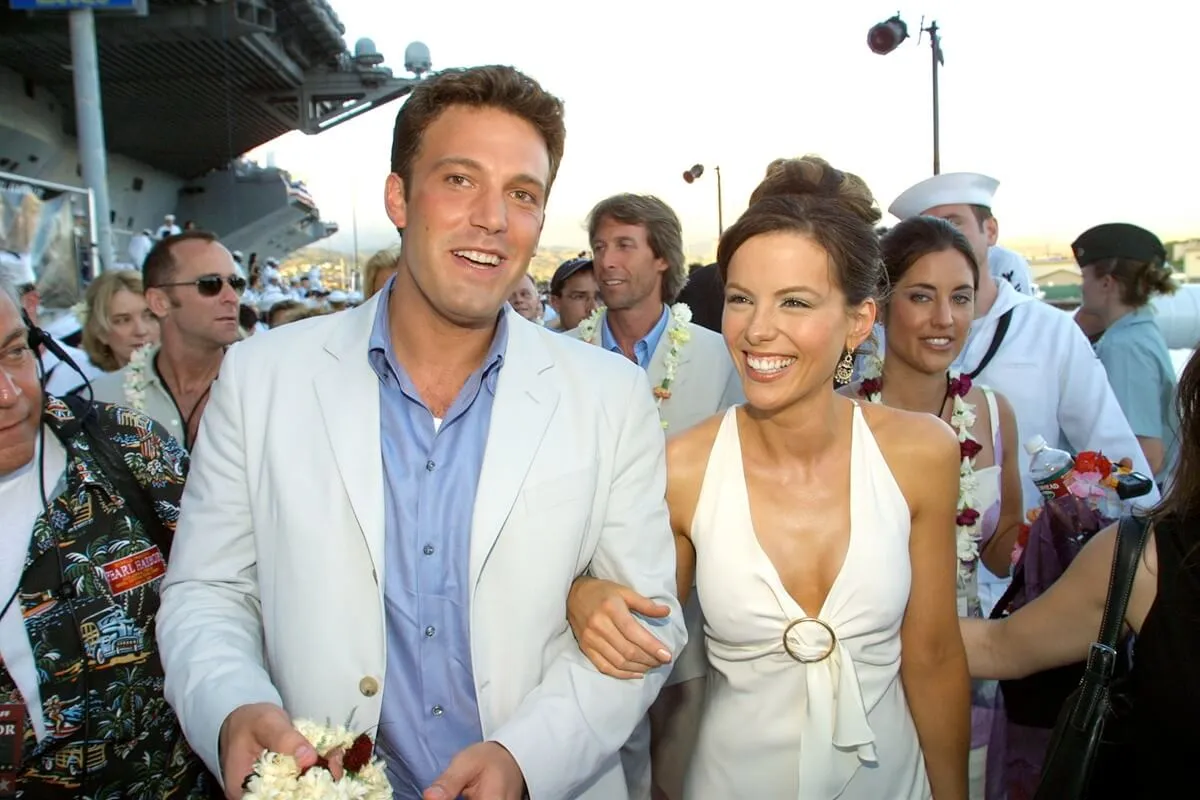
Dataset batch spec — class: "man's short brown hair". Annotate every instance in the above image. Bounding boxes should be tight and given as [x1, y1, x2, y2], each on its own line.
[390, 65, 566, 199]
[143, 230, 219, 288]
[587, 194, 687, 304]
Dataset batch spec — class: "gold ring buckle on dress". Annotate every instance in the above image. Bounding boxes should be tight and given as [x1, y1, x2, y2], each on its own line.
[782, 617, 837, 663]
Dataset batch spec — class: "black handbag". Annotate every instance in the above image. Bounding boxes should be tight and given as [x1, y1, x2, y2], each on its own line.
[1032, 514, 1149, 800]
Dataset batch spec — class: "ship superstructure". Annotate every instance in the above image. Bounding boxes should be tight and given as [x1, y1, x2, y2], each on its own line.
[0, 0, 428, 292]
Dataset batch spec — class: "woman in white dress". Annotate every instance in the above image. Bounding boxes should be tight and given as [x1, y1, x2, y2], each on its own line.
[568, 158, 970, 799]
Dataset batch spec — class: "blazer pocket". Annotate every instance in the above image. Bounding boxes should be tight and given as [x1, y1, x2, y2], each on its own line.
[519, 462, 599, 515]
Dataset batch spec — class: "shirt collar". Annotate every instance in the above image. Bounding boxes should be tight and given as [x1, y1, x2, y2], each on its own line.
[367, 275, 508, 391]
[600, 304, 670, 358]
[1107, 305, 1154, 335]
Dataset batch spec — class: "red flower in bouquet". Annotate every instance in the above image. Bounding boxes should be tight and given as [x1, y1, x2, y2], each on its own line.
[1074, 451, 1113, 477]
[343, 733, 375, 773]
[961, 438, 983, 459]
[948, 373, 973, 398]
[861, 377, 882, 397]
[956, 508, 981, 527]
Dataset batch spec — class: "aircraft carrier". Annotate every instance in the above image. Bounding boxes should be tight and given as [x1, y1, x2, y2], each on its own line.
[0, 0, 428, 305]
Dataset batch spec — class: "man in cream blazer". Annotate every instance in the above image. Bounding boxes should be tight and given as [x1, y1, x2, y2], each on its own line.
[568, 194, 741, 800]
[157, 65, 686, 800]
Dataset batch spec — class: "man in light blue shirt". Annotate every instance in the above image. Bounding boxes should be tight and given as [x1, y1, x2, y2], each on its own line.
[368, 274, 507, 796]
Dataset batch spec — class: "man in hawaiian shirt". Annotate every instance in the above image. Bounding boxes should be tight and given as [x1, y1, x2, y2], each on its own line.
[0, 274, 214, 799]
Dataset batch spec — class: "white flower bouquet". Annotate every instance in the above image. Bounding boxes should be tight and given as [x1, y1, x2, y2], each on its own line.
[242, 719, 391, 800]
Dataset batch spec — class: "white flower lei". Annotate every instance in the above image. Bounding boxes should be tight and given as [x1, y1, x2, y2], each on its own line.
[122, 343, 155, 413]
[580, 303, 693, 430]
[242, 719, 391, 800]
[860, 366, 982, 586]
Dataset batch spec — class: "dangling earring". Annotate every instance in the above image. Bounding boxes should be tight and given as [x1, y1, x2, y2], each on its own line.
[834, 349, 854, 385]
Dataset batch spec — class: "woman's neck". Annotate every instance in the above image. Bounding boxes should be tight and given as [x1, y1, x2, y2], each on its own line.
[740, 388, 847, 467]
[1101, 301, 1137, 328]
[879, 349, 948, 417]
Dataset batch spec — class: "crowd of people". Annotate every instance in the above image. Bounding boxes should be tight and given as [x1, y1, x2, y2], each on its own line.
[0, 62, 1194, 800]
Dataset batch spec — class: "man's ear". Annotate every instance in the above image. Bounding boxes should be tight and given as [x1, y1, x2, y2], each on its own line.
[384, 173, 408, 231]
[985, 216, 999, 247]
[145, 288, 171, 318]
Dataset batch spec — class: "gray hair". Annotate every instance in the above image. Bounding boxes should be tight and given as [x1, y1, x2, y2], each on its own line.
[0, 272, 23, 320]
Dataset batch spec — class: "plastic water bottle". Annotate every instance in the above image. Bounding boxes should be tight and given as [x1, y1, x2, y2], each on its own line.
[1025, 435, 1076, 501]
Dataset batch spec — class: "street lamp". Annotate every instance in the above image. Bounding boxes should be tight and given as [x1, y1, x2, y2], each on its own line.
[683, 163, 724, 237]
[867, 14, 945, 175]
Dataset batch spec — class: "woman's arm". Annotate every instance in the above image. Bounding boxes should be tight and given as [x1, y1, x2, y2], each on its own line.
[981, 391, 1024, 578]
[961, 523, 1158, 680]
[897, 415, 970, 800]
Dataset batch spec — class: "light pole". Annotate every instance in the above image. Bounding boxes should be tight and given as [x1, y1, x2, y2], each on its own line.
[868, 14, 945, 175]
[683, 163, 723, 237]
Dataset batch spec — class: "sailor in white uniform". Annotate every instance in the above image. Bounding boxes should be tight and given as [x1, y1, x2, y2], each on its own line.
[155, 213, 182, 239]
[889, 172, 1158, 614]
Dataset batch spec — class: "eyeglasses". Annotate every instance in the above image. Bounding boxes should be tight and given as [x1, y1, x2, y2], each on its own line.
[152, 274, 247, 297]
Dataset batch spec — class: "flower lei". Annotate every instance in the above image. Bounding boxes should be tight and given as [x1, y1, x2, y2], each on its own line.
[580, 303, 693, 430]
[122, 343, 155, 413]
[860, 369, 983, 585]
[242, 719, 391, 800]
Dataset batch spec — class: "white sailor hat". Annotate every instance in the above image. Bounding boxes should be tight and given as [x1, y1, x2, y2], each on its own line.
[888, 173, 1000, 220]
[328, 290, 348, 304]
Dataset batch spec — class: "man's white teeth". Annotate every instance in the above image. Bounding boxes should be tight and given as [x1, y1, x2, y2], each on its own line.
[603, 279, 622, 286]
[746, 355, 796, 373]
[454, 250, 501, 266]
[924, 337, 951, 346]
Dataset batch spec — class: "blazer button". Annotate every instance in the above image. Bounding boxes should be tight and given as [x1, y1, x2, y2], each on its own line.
[359, 676, 379, 697]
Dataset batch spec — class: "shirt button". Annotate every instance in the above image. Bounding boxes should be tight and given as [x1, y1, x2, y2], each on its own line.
[423, 544, 434, 556]
[358, 676, 379, 697]
[425, 460, 436, 472]
[431, 705, 444, 717]
[424, 626, 436, 637]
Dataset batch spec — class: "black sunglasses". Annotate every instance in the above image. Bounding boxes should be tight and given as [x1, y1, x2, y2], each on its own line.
[153, 274, 247, 297]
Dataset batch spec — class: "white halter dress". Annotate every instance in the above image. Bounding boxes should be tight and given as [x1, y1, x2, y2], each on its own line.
[685, 405, 930, 800]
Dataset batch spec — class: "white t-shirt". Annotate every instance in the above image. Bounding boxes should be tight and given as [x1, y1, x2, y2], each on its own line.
[0, 430, 66, 742]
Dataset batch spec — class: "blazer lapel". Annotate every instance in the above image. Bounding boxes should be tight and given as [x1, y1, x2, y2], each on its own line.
[646, 311, 692, 390]
[470, 311, 559, 591]
[313, 299, 386, 581]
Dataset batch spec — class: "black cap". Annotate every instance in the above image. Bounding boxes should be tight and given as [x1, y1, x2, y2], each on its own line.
[550, 257, 593, 295]
[1072, 223, 1166, 267]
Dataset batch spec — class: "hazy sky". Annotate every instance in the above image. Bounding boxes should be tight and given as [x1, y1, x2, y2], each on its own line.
[249, 0, 1199, 258]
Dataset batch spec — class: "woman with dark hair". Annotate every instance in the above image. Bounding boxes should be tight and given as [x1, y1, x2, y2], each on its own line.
[961, 349, 1200, 797]
[841, 216, 1024, 796]
[567, 158, 970, 799]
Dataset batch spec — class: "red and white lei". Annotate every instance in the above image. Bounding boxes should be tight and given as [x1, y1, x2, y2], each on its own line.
[860, 369, 983, 585]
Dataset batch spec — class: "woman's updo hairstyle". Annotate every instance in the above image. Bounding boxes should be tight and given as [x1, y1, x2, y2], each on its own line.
[880, 216, 981, 293]
[717, 156, 884, 307]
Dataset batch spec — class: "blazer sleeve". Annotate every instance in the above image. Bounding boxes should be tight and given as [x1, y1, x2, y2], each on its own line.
[155, 343, 283, 783]
[488, 366, 688, 800]
[1054, 318, 1161, 508]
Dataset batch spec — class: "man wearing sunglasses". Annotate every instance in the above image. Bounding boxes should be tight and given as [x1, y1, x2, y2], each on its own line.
[93, 231, 245, 450]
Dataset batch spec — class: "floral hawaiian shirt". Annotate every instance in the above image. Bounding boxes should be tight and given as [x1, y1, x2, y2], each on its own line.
[0, 397, 215, 799]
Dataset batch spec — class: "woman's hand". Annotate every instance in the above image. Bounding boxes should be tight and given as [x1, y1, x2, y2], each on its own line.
[567, 576, 675, 679]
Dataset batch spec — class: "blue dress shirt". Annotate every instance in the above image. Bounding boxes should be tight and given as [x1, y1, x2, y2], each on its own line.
[367, 282, 508, 798]
[600, 304, 670, 368]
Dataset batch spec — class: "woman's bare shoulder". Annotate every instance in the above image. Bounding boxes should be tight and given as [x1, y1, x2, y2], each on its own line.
[667, 411, 727, 477]
[860, 402, 960, 469]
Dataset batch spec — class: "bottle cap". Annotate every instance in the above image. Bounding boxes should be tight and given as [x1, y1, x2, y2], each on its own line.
[1024, 435, 1048, 455]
